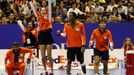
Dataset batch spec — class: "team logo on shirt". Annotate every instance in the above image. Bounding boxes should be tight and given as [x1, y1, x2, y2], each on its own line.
[44, 16, 48, 20]
[20, 53, 24, 57]
[76, 27, 80, 31]
[19, 53, 24, 62]
[104, 35, 108, 43]
[104, 35, 108, 40]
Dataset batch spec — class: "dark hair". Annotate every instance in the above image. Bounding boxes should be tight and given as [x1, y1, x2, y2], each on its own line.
[2, 15, 7, 18]
[112, 7, 119, 17]
[28, 19, 35, 28]
[69, 12, 77, 19]
[12, 42, 20, 46]
[99, 19, 106, 24]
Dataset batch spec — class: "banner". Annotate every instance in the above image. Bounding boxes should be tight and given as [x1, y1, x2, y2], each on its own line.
[0, 49, 124, 75]
[0, 22, 134, 49]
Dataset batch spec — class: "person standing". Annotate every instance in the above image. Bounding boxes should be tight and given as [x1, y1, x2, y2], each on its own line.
[29, 1, 54, 75]
[122, 37, 134, 56]
[122, 37, 134, 75]
[122, 37, 134, 50]
[89, 20, 114, 75]
[17, 20, 39, 58]
[56, 12, 86, 75]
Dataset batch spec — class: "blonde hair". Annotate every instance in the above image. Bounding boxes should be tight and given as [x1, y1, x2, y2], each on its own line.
[122, 37, 134, 49]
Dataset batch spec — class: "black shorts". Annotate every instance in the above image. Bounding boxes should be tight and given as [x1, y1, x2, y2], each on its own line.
[94, 48, 109, 61]
[38, 30, 54, 45]
[67, 47, 84, 62]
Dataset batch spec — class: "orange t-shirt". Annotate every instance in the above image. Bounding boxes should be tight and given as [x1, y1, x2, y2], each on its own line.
[37, 12, 51, 31]
[64, 21, 86, 47]
[22, 28, 38, 43]
[5, 48, 32, 64]
[89, 28, 114, 51]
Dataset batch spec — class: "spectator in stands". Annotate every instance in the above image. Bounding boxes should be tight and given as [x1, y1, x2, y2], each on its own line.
[76, 0, 81, 8]
[109, 7, 122, 22]
[0, 8, 3, 20]
[85, 0, 95, 16]
[127, 2, 134, 15]
[11, 0, 20, 15]
[102, 15, 109, 23]
[56, 12, 86, 75]
[94, 1, 104, 18]
[51, 0, 56, 7]
[29, 1, 54, 74]
[62, 0, 72, 9]
[23, 13, 30, 23]
[55, 16, 63, 24]
[23, 18, 28, 24]
[5, 42, 32, 75]
[90, 12, 100, 23]
[109, 15, 120, 23]
[89, 20, 114, 75]
[35, 1, 41, 10]
[22, 4, 31, 17]
[117, 1, 128, 21]
[0, 0, 11, 17]
[67, 3, 85, 18]
[124, 0, 134, 4]
[41, 0, 47, 7]
[106, 0, 118, 13]
[55, 1, 67, 21]
[1, 15, 7, 24]
[0, 8, 3, 23]
[86, 16, 95, 24]
[122, 37, 134, 56]
[75, 0, 85, 13]
[127, 2, 134, 21]
[19, 2, 31, 23]
[7, 12, 17, 24]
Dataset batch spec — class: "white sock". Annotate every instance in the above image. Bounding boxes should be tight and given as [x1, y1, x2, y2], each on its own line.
[94, 73, 99, 75]
[80, 63, 85, 67]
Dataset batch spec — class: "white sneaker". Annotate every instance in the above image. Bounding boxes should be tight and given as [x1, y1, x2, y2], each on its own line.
[95, 74, 99, 75]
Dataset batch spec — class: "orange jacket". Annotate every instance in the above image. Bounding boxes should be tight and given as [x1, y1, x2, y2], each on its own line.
[64, 21, 86, 47]
[22, 28, 38, 43]
[5, 47, 32, 64]
[89, 28, 114, 51]
[37, 12, 51, 31]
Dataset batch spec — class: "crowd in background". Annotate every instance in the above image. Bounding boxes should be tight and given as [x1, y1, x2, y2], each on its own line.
[0, 0, 134, 24]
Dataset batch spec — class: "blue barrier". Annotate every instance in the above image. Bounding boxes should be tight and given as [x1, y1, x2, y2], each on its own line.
[0, 22, 134, 49]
